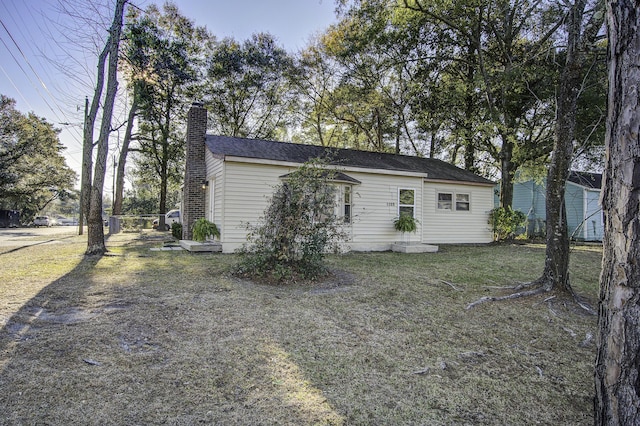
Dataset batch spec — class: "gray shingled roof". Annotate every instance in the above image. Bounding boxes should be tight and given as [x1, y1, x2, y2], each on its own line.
[205, 135, 494, 185]
[568, 171, 602, 189]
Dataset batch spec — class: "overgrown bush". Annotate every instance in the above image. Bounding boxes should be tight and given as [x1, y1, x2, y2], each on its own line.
[234, 158, 347, 283]
[171, 222, 182, 240]
[192, 218, 220, 242]
[489, 207, 527, 241]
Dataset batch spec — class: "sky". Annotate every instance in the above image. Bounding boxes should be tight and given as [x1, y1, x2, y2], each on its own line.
[0, 0, 338, 191]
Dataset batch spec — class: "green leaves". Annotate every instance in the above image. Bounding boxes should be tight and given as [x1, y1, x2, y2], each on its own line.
[192, 218, 220, 242]
[234, 158, 347, 284]
[204, 33, 294, 140]
[394, 215, 418, 233]
[123, 4, 206, 216]
[488, 206, 527, 241]
[0, 95, 76, 220]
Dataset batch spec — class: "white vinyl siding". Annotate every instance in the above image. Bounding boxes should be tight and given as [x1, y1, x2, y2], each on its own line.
[207, 154, 493, 251]
[423, 182, 493, 244]
[205, 152, 225, 234]
[221, 162, 285, 248]
[220, 165, 424, 251]
[207, 179, 215, 221]
[347, 174, 423, 250]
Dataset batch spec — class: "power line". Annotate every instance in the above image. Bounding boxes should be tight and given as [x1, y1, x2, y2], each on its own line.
[0, 62, 34, 110]
[0, 32, 56, 111]
[0, 19, 58, 112]
[0, 16, 85, 151]
[0, 17, 84, 170]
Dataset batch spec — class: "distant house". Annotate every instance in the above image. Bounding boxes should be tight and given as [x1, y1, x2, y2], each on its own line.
[510, 171, 603, 241]
[182, 103, 496, 253]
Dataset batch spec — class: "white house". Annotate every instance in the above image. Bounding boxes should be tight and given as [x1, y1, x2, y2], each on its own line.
[182, 103, 495, 253]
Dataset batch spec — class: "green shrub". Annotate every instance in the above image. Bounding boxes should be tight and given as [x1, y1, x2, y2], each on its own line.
[171, 222, 182, 240]
[234, 158, 347, 284]
[192, 218, 220, 242]
[489, 207, 527, 241]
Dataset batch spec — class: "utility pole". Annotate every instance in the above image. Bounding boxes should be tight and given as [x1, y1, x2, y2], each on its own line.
[78, 96, 89, 236]
[112, 154, 117, 212]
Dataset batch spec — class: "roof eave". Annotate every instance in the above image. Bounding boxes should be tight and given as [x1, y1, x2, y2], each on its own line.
[423, 177, 495, 187]
[221, 155, 430, 178]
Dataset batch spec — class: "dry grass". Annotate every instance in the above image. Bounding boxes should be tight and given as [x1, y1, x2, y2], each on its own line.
[0, 232, 601, 425]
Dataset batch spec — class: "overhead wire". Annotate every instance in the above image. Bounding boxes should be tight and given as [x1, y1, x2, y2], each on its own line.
[0, 2, 88, 170]
[0, 0, 141, 178]
[0, 63, 34, 110]
[0, 17, 85, 148]
[0, 31, 83, 170]
[3, 1, 91, 126]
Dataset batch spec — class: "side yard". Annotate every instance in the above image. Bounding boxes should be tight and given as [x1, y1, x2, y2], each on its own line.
[0, 232, 601, 424]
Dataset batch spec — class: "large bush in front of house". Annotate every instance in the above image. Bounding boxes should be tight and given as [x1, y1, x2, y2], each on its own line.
[234, 158, 347, 283]
[489, 206, 527, 241]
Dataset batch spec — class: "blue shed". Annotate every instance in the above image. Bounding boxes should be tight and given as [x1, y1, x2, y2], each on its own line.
[500, 171, 603, 241]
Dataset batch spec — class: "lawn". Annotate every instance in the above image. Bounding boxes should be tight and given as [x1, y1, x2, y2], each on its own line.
[0, 231, 601, 424]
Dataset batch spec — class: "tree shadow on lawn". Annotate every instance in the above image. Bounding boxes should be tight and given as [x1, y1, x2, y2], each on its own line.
[0, 234, 148, 423]
[0, 233, 351, 424]
[0, 237, 598, 425]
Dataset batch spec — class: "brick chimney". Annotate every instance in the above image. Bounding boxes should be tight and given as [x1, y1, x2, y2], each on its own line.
[182, 102, 207, 240]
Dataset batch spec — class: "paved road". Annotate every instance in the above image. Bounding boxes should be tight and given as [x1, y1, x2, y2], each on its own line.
[0, 226, 83, 248]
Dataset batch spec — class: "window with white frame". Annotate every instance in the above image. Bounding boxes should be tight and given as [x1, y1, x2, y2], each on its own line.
[437, 192, 453, 210]
[343, 185, 352, 223]
[438, 192, 471, 211]
[399, 188, 415, 217]
[456, 193, 470, 211]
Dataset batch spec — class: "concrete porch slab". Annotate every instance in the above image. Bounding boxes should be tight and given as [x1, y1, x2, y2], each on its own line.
[391, 243, 439, 253]
[179, 240, 222, 252]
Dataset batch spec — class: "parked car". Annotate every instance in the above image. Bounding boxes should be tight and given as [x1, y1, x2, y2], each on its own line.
[33, 216, 52, 227]
[58, 217, 79, 226]
[152, 209, 181, 231]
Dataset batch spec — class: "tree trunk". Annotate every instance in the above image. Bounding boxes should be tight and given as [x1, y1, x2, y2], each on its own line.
[158, 158, 168, 230]
[113, 94, 138, 216]
[537, 0, 604, 293]
[539, 63, 578, 292]
[594, 2, 640, 423]
[463, 43, 477, 173]
[395, 112, 401, 154]
[499, 139, 515, 209]
[80, 40, 109, 235]
[86, 0, 127, 255]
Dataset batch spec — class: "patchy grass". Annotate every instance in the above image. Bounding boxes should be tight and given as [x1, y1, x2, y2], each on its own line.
[0, 233, 601, 424]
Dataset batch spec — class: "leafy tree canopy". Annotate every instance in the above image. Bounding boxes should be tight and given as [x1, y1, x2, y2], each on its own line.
[204, 33, 294, 140]
[124, 2, 207, 216]
[0, 95, 76, 221]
